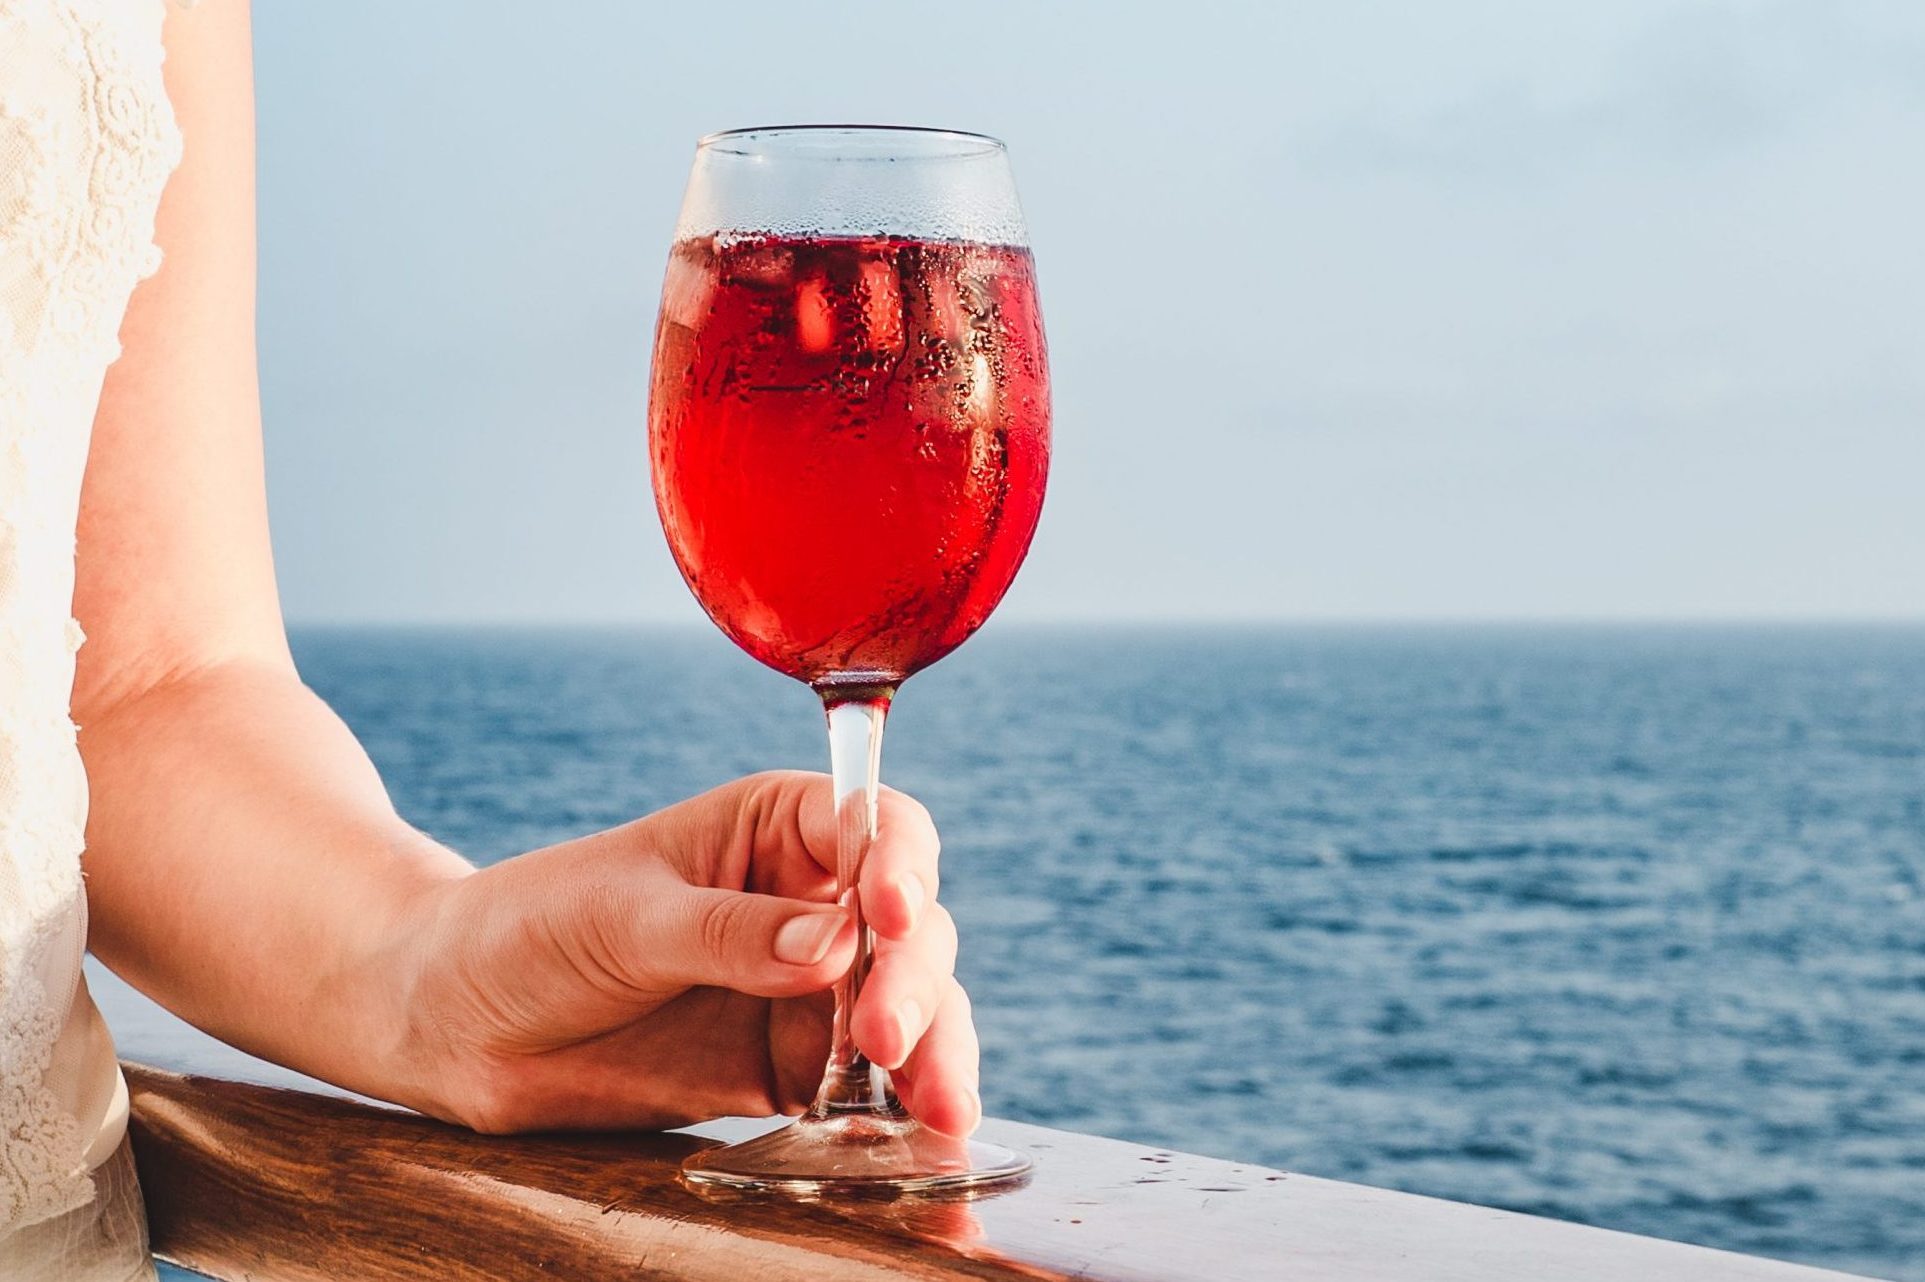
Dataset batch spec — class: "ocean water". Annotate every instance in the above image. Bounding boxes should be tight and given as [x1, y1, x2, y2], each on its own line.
[156, 625, 1923, 1281]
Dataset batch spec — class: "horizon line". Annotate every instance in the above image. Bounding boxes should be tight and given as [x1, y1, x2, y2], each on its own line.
[281, 614, 1925, 631]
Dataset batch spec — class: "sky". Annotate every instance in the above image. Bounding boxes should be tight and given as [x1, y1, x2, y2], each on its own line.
[253, 1, 1925, 625]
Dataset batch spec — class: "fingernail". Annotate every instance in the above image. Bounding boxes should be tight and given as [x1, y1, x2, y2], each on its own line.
[774, 912, 843, 966]
[895, 873, 927, 928]
[895, 999, 924, 1063]
[964, 1086, 983, 1130]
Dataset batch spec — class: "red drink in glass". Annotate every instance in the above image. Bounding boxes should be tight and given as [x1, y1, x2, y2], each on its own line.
[657, 126, 1046, 1194]
[649, 234, 1050, 690]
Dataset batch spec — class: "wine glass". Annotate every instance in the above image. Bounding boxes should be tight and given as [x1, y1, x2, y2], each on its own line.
[647, 125, 1049, 1193]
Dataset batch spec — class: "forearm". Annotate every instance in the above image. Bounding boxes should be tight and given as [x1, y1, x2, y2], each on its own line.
[79, 657, 472, 1102]
[67, 2, 472, 1113]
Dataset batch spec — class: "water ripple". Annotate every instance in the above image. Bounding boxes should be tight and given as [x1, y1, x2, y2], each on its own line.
[282, 624, 1925, 1281]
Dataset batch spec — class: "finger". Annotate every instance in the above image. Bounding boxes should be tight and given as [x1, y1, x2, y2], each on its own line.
[856, 789, 942, 940]
[894, 978, 981, 1137]
[627, 883, 854, 999]
[642, 771, 833, 899]
[732, 775, 938, 933]
[851, 903, 957, 1070]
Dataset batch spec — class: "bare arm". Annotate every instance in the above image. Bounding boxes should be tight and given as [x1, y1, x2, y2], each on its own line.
[75, 3, 980, 1135]
[75, 0, 469, 1100]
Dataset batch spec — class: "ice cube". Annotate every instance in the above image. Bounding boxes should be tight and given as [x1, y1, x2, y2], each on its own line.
[859, 258, 905, 353]
[726, 239, 794, 288]
[921, 269, 970, 342]
[795, 273, 836, 353]
[659, 251, 715, 330]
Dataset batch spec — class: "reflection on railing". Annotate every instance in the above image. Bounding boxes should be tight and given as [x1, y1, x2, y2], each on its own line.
[124, 1063, 1860, 1282]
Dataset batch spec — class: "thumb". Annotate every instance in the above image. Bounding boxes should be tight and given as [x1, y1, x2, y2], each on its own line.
[641, 885, 854, 998]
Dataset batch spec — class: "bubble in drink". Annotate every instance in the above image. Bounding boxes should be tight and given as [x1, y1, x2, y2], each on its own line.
[649, 235, 1051, 688]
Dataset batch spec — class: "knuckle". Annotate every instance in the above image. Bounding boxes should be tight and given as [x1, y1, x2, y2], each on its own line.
[874, 794, 942, 882]
[746, 762, 823, 804]
[740, 769, 831, 852]
[925, 901, 959, 947]
[692, 891, 753, 962]
[748, 768, 821, 798]
[895, 791, 939, 842]
[725, 770, 807, 828]
[946, 976, 974, 1019]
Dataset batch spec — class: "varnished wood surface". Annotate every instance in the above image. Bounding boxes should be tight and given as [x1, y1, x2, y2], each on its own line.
[125, 1063, 1870, 1282]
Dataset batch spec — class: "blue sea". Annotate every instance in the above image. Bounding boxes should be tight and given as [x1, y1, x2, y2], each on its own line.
[152, 625, 1923, 1281]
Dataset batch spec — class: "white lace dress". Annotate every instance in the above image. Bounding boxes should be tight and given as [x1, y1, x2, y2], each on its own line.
[2, 0, 184, 1277]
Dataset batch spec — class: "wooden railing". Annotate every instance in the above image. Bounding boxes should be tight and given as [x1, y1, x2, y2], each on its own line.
[124, 1063, 1868, 1282]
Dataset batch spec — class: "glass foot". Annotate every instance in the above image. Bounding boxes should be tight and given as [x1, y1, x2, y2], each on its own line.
[681, 1109, 1031, 1196]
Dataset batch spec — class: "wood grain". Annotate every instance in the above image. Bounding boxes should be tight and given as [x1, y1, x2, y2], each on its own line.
[125, 1063, 1868, 1282]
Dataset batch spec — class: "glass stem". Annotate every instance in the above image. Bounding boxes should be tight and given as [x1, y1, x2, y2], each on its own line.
[811, 691, 903, 1119]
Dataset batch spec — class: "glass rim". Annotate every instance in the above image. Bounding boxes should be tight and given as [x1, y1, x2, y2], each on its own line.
[695, 123, 1009, 160]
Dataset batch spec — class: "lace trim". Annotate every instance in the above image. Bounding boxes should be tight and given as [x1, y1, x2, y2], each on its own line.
[1, 0, 183, 1236]
[0, 828, 88, 1228]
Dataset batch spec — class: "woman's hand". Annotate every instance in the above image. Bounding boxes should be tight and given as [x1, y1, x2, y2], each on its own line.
[383, 771, 981, 1138]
